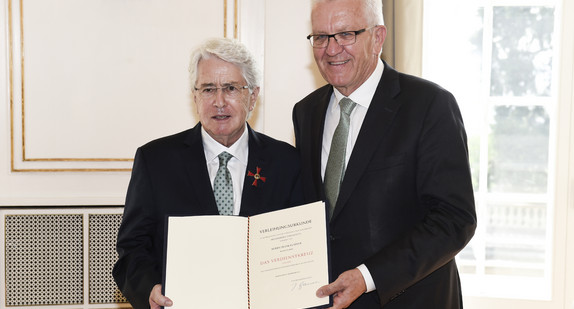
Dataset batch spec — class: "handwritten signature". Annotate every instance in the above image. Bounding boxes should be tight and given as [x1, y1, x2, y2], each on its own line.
[291, 280, 320, 291]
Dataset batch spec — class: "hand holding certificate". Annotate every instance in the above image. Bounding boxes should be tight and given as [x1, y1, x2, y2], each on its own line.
[163, 201, 331, 309]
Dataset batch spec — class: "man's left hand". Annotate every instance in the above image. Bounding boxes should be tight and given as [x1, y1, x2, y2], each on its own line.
[316, 268, 366, 309]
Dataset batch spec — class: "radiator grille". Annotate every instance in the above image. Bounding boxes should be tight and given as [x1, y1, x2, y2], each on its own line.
[5, 214, 84, 306]
[89, 213, 128, 304]
[2, 209, 131, 308]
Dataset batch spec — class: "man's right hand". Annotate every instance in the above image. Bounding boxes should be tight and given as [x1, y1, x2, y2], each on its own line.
[149, 284, 173, 309]
[316, 268, 366, 309]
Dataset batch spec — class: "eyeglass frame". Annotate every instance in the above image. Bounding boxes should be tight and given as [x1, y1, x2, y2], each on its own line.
[306, 26, 376, 48]
[193, 84, 251, 100]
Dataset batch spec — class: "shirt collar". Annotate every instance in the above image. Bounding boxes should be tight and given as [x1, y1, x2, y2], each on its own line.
[333, 59, 384, 109]
[201, 125, 249, 165]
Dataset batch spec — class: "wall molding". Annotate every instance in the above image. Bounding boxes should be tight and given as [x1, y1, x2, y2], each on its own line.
[8, 0, 237, 172]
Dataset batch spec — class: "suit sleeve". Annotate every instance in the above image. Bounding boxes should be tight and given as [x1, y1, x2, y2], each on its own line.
[286, 153, 306, 207]
[113, 148, 162, 309]
[364, 89, 477, 304]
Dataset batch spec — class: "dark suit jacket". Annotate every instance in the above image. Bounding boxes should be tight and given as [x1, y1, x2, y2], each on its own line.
[292, 62, 476, 308]
[113, 123, 304, 309]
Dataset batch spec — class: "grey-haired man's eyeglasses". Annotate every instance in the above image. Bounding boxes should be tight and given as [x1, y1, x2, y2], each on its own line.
[194, 84, 249, 100]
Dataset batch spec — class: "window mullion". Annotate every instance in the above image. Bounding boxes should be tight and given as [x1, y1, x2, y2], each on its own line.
[475, 3, 494, 277]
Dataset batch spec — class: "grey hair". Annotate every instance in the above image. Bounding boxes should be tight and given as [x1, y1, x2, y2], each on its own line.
[311, 0, 384, 26]
[189, 38, 261, 90]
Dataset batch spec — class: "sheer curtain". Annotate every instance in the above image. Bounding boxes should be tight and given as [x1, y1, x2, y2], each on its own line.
[381, 0, 423, 76]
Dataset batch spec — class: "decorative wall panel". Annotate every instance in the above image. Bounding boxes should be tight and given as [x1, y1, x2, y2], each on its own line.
[7, 0, 233, 172]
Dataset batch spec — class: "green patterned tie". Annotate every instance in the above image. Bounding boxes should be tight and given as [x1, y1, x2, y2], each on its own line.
[214, 151, 234, 216]
[324, 97, 356, 218]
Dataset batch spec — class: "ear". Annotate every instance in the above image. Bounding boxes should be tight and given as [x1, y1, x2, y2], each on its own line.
[372, 25, 387, 55]
[249, 86, 260, 110]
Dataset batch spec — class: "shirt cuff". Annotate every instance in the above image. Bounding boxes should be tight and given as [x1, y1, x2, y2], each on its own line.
[356, 264, 376, 293]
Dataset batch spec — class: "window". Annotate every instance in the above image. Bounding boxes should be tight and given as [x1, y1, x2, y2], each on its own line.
[422, 0, 560, 301]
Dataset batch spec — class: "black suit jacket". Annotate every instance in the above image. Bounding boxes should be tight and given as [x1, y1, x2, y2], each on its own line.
[292, 62, 476, 308]
[113, 123, 304, 309]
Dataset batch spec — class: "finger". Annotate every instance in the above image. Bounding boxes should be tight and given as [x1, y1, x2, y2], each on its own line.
[159, 297, 173, 307]
[150, 297, 172, 308]
[149, 284, 173, 307]
[331, 292, 351, 309]
[316, 281, 342, 298]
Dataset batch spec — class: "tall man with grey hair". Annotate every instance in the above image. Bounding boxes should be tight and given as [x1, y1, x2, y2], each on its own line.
[293, 0, 477, 308]
[113, 38, 303, 309]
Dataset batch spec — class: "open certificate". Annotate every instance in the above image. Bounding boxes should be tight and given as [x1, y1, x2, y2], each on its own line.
[163, 201, 331, 309]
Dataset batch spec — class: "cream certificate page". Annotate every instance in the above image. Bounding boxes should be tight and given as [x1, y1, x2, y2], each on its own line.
[164, 216, 249, 308]
[249, 201, 329, 309]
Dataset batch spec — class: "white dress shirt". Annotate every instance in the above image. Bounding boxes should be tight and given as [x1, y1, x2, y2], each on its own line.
[321, 59, 385, 293]
[202, 126, 249, 216]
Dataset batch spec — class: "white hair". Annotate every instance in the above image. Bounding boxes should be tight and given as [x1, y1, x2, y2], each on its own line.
[311, 0, 384, 26]
[189, 38, 261, 90]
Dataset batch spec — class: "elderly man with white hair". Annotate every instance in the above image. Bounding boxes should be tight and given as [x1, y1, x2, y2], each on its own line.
[113, 38, 304, 309]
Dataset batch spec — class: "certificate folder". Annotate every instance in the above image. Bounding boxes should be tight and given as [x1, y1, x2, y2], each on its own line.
[162, 201, 331, 309]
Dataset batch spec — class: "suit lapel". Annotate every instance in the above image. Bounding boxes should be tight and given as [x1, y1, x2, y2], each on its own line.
[240, 126, 268, 216]
[310, 87, 334, 201]
[181, 123, 220, 215]
[332, 64, 403, 220]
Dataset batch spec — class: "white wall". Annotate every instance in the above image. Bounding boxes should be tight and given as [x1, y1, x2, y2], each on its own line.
[0, 0, 324, 206]
[261, 1, 325, 142]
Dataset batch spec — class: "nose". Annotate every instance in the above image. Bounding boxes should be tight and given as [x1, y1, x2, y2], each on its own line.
[325, 36, 343, 56]
[213, 89, 227, 108]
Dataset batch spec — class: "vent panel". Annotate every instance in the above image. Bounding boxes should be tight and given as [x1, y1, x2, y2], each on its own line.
[89, 214, 128, 304]
[5, 214, 84, 306]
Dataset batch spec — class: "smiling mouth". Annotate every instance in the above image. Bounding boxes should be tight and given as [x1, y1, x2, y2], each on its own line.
[329, 60, 350, 65]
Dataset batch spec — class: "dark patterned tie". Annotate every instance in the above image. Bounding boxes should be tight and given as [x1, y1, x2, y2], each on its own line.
[214, 151, 234, 215]
[324, 97, 356, 218]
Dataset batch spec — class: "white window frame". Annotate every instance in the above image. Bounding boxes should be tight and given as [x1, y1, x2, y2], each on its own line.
[422, 0, 574, 307]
